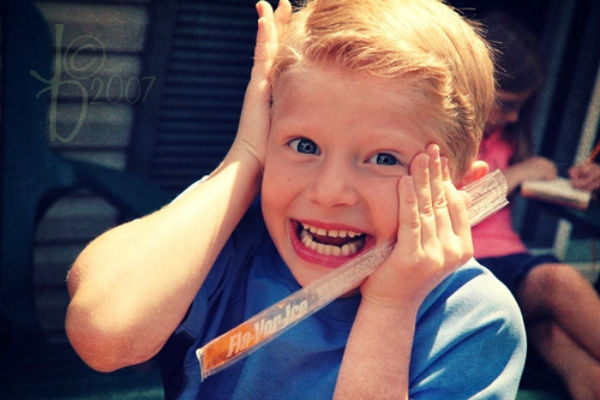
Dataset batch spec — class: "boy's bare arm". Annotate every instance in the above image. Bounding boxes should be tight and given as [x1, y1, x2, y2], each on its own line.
[65, 1, 291, 372]
[334, 145, 473, 399]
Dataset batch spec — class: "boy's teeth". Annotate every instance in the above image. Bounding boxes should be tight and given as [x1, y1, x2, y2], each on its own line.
[341, 242, 358, 256]
[299, 225, 362, 256]
[301, 223, 361, 239]
[317, 243, 329, 255]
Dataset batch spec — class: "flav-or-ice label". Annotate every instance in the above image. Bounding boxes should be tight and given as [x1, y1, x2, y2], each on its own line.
[227, 299, 308, 357]
[197, 297, 315, 379]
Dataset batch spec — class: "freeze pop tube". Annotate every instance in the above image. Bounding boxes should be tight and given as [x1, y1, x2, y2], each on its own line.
[196, 169, 508, 380]
[462, 169, 508, 226]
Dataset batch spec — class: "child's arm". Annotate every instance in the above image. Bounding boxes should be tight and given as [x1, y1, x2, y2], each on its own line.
[334, 144, 473, 399]
[65, 1, 291, 372]
[503, 156, 557, 194]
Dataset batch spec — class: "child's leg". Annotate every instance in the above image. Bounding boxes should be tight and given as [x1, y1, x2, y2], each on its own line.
[518, 262, 600, 360]
[529, 320, 600, 400]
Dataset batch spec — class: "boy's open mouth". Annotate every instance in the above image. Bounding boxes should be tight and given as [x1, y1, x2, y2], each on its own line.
[295, 221, 367, 257]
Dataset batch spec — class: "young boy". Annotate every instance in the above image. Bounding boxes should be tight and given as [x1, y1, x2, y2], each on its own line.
[65, 1, 526, 398]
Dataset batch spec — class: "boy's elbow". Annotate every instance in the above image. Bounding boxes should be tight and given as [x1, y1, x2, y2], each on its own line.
[65, 261, 120, 371]
[65, 262, 162, 372]
[65, 303, 125, 372]
[65, 296, 160, 372]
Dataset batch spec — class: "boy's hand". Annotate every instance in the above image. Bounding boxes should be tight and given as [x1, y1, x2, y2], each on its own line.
[231, 0, 292, 168]
[361, 144, 473, 307]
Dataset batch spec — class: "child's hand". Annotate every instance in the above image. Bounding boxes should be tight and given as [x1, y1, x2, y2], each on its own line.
[231, 0, 291, 168]
[569, 162, 600, 191]
[360, 144, 473, 307]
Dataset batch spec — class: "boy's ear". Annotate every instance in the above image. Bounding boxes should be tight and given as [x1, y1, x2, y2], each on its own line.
[458, 160, 489, 188]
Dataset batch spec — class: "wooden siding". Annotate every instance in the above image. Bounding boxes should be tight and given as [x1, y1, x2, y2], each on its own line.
[32, 0, 150, 344]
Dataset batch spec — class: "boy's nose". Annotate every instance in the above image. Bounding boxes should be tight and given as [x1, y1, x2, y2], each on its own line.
[307, 158, 359, 207]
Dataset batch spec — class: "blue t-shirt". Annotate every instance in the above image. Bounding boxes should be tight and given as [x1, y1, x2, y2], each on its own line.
[158, 203, 526, 399]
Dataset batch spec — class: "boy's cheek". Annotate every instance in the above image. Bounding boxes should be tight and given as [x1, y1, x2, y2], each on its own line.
[386, 217, 400, 243]
[372, 188, 401, 242]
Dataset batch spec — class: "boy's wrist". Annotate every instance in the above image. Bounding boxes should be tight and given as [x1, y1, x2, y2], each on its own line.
[359, 291, 422, 315]
[228, 137, 266, 171]
[208, 142, 264, 187]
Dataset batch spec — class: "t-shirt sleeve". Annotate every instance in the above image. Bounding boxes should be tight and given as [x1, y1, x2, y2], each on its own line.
[408, 262, 527, 399]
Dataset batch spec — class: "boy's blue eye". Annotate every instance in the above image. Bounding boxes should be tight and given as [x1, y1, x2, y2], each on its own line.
[369, 152, 398, 166]
[289, 138, 320, 155]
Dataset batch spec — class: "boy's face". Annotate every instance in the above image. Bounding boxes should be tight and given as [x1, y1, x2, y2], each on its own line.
[261, 64, 439, 288]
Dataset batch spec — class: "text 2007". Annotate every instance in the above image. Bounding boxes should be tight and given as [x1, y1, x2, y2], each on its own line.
[90, 75, 155, 105]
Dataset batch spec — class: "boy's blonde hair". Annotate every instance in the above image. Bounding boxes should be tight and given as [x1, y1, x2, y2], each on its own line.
[271, 0, 495, 179]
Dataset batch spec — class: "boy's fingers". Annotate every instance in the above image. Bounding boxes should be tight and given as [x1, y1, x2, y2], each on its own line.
[410, 153, 437, 246]
[234, 1, 280, 166]
[254, 1, 289, 78]
[256, 1, 274, 22]
[397, 176, 421, 256]
[254, 2, 275, 63]
[446, 182, 471, 240]
[274, 0, 292, 29]
[426, 144, 453, 235]
[249, 1, 279, 101]
[440, 156, 471, 237]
